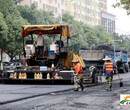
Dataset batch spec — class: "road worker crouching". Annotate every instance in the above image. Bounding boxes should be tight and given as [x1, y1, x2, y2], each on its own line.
[72, 59, 84, 91]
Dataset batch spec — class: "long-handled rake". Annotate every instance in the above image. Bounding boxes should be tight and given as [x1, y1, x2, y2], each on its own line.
[117, 72, 123, 87]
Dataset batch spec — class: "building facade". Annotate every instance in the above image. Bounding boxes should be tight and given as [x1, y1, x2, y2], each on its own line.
[19, 0, 107, 26]
[19, 0, 115, 34]
[101, 12, 115, 34]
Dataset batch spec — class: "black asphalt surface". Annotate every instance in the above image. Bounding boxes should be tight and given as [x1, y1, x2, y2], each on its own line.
[0, 72, 130, 110]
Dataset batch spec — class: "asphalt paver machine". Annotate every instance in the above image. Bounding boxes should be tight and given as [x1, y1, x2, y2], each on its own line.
[2, 24, 85, 83]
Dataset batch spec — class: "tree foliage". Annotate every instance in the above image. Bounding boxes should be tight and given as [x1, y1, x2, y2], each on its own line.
[0, 0, 28, 60]
[0, 0, 129, 61]
[18, 4, 56, 25]
[62, 13, 113, 53]
[114, 0, 130, 14]
[112, 33, 130, 51]
[0, 12, 8, 48]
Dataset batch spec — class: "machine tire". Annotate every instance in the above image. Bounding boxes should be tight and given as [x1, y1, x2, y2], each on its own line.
[89, 66, 97, 83]
[125, 64, 129, 72]
[92, 72, 96, 83]
[123, 65, 126, 73]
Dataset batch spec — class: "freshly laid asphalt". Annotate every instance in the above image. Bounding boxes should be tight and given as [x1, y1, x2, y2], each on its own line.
[0, 72, 130, 110]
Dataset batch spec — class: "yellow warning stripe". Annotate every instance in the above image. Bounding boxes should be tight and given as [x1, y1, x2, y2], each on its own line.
[106, 68, 113, 71]
[106, 65, 113, 67]
[105, 63, 113, 65]
[73, 53, 85, 68]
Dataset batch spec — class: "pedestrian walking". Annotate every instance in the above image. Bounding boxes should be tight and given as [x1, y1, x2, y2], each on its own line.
[72, 58, 84, 91]
[103, 56, 115, 91]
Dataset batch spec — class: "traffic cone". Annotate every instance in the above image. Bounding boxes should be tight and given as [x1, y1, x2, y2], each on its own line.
[40, 73, 42, 79]
[37, 73, 40, 79]
[19, 73, 22, 79]
[9, 73, 14, 79]
[34, 73, 37, 79]
[24, 73, 27, 79]
[47, 73, 50, 79]
[14, 73, 17, 79]
[21, 73, 24, 79]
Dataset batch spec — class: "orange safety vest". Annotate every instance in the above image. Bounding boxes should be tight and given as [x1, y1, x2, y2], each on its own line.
[105, 61, 114, 73]
[74, 63, 83, 74]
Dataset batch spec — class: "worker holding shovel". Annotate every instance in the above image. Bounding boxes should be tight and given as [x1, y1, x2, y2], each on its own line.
[103, 56, 115, 91]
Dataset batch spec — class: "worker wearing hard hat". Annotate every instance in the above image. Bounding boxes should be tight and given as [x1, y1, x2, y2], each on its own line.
[72, 58, 84, 91]
[103, 56, 115, 91]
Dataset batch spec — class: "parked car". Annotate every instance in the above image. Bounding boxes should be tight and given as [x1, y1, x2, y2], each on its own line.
[3, 62, 10, 66]
[4, 62, 22, 70]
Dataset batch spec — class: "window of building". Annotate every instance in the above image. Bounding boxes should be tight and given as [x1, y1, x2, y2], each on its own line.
[86, 0, 90, 5]
[43, 4, 46, 10]
[48, 0, 51, 4]
[55, 0, 57, 4]
[55, 7, 57, 14]
[73, 3, 77, 9]
[33, 1, 38, 7]
[62, 9, 65, 14]
[61, 0, 64, 5]
[58, 3, 60, 7]
[39, 0, 41, 3]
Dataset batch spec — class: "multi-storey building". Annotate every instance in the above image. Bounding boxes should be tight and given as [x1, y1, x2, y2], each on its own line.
[66, 0, 103, 26]
[19, 0, 115, 34]
[101, 12, 115, 34]
[19, 0, 66, 18]
[20, 0, 106, 25]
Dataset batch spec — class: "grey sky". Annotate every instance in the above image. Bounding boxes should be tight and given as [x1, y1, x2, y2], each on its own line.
[107, 0, 130, 35]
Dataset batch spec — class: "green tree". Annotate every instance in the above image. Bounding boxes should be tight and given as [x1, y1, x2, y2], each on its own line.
[62, 13, 113, 53]
[0, 0, 28, 61]
[0, 12, 8, 62]
[18, 4, 56, 25]
[18, 4, 56, 48]
[112, 33, 130, 51]
[114, 0, 130, 14]
[93, 26, 113, 44]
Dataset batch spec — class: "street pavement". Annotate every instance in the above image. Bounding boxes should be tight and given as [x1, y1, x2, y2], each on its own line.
[0, 72, 130, 110]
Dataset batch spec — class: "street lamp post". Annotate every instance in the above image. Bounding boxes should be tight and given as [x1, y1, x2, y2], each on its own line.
[113, 39, 122, 63]
[60, 0, 62, 23]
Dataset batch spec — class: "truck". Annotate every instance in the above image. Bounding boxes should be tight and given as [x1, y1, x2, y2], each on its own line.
[1, 24, 86, 84]
[79, 44, 129, 76]
[126, 51, 130, 71]
[115, 48, 129, 73]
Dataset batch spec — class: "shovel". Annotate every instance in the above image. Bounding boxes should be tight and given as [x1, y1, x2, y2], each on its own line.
[117, 72, 123, 87]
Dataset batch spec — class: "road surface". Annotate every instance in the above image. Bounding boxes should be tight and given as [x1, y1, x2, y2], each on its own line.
[0, 72, 130, 110]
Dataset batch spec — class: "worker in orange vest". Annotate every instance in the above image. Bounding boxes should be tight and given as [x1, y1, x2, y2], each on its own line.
[103, 56, 115, 91]
[72, 58, 84, 91]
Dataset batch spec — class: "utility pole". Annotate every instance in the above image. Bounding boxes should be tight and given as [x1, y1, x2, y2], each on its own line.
[60, 0, 62, 23]
[113, 39, 122, 63]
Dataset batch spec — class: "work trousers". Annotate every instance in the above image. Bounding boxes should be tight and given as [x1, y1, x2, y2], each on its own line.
[37, 46, 43, 56]
[74, 74, 84, 90]
[106, 74, 113, 89]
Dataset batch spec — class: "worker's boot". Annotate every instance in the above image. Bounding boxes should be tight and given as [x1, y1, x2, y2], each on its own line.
[74, 88, 78, 91]
[80, 84, 84, 91]
[79, 80, 84, 91]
